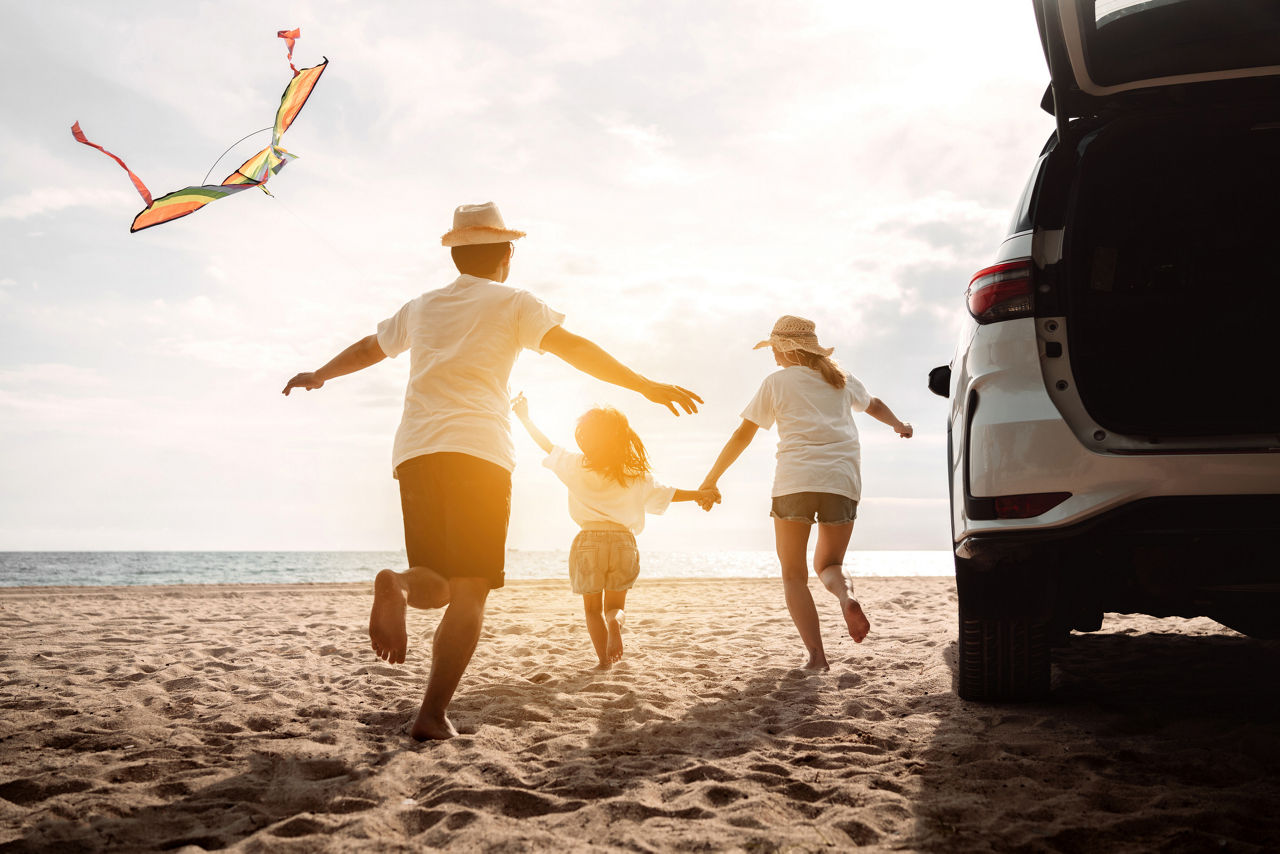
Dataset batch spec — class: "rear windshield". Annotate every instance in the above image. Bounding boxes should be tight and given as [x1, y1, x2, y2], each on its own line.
[1082, 0, 1280, 86]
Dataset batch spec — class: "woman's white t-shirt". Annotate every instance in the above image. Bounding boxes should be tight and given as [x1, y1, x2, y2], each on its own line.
[543, 446, 676, 534]
[740, 366, 873, 501]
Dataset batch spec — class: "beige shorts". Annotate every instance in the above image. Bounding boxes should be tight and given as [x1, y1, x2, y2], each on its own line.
[569, 525, 639, 595]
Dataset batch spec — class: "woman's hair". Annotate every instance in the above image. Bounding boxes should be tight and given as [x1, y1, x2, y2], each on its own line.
[451, 242, 511, 276]
[575, 406, 651, 486]
[784, 348, 847, 389]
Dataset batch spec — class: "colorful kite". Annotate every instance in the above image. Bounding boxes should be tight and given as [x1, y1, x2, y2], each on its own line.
[72, 29, 327, 232]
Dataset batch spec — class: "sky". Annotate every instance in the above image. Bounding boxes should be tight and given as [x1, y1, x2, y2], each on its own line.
[0, 1, 1054, 553]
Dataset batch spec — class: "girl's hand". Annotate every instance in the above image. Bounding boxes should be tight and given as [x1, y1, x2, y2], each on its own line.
[896, 421, 913, 439]
[511, 391, 529, 418]
[695, 486, 721, 511]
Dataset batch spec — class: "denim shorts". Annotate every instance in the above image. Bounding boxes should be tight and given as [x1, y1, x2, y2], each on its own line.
[770, 492, 858, 526]
[568, 524, 640, 595]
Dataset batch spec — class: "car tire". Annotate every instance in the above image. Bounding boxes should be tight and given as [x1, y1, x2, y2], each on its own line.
[956, 608, 1051, 701]
[954, 554, 1053, 702]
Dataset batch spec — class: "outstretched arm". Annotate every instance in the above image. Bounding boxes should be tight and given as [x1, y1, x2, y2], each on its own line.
[539, 326, 702, 416]
[510, 392, 555, 454]
[865, 398, 913, 438]
[700, 419, 760, 490]
[282, 334, 386, 395]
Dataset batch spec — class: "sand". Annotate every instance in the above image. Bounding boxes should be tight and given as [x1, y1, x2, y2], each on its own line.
[1, 576, 1278, 852]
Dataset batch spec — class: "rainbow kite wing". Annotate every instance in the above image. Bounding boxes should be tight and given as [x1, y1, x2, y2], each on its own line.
[72, 32, 327, 233]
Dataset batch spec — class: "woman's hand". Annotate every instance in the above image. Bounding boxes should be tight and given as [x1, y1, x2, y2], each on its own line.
[895, 421, 913, 439]
[695, 486, 721, 511]
[511, 391, 529, 419]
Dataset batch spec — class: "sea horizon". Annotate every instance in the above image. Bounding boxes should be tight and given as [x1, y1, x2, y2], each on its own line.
[0, 549, 953, 587]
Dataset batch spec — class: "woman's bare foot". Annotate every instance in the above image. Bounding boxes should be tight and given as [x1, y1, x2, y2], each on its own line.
[803, 652, 830, 671]
[411, 709, 459, 741]
[843, 598, 871, 643]
[369, 569, 408, 664]
[593, 659, 613, 671]
[604, 609, 625, 663]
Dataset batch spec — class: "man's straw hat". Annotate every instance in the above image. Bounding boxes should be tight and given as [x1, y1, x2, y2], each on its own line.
[753, 315, 834, 356]
[441, 202, 526, 247]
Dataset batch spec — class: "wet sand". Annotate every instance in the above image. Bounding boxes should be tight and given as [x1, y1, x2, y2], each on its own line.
[1, 577, 1277, 852]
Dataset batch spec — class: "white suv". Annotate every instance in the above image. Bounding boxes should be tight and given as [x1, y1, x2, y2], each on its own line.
[931, 0, 1280, 701]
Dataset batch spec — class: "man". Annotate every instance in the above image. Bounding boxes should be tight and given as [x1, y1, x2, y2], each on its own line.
[282, 202, 700, 740]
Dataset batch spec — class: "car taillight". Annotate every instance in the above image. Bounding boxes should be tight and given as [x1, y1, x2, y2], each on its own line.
[994, 491, 1071, 519]
[967, 259, 1033, 323]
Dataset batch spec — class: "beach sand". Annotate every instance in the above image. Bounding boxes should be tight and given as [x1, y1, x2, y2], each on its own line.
[1, 576, 1278, 852]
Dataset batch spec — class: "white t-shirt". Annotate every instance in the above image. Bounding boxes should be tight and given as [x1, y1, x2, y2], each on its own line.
[376, 274, 565, 476]
[740, 365, 873, 501]
[543, 446, 676, 534]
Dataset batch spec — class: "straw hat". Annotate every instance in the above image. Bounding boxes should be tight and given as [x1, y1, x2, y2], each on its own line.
[753, 315, 834, 356]
[440, 202, 526, 247]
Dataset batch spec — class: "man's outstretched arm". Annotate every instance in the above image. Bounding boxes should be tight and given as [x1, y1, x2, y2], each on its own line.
[282, 334, 387, 395]
[539, 326, 702, 415]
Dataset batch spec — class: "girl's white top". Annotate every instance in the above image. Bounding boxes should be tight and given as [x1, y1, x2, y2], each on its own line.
[543, 446, 676, 534]
[741, 366, 872, 501]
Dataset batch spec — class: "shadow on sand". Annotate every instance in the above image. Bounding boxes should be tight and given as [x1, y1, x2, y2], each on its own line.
[909, 628, 1280, 852]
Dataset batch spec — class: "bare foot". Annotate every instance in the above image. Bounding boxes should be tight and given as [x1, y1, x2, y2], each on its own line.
[593, 659, 613, 671]
[411, 710, 458, 741]
[604, 609, 625, 663]
[843, 598, 871, 643]
[369, 569, 408, 664]
[803, 653, 830, 671]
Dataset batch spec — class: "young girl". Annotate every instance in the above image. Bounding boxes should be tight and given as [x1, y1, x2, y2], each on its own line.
[512, 393, 718, 670]
[700, 316, 913, 671]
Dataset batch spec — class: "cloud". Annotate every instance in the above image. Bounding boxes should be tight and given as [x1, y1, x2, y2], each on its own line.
[0, 187, 136, 219]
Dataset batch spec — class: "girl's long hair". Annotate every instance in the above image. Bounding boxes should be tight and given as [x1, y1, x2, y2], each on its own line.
[575, 406, 651, 486]
[788, 348, 847, 389]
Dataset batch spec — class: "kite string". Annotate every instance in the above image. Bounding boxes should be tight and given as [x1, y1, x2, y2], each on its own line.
[201, 127, 273, 186]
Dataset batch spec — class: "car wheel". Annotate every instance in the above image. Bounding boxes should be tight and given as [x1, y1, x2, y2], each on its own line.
[955, 555, 1052, 702]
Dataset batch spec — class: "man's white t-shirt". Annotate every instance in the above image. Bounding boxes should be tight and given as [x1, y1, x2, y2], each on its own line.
[376, 274, 564, 477]
[543, 446, 676, 534]
[740, 366, 873, 501]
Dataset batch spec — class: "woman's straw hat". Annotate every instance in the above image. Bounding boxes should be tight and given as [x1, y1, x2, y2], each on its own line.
[753, 315, 834, 356]
[441, 202, 526, 247]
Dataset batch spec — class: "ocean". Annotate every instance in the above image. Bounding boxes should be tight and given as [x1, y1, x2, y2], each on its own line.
[0, 550, 951, 587]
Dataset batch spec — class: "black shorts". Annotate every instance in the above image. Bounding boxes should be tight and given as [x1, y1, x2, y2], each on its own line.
[397, 452, 512, 590]
[770, 491, 858, 525]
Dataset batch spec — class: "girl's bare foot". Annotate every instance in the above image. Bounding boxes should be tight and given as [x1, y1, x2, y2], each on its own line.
[803, 653, 830, 671]
[411, 709, 459, 741]
[593, 659, 613, 671]
[604, 609, 625, 663]
[369, 570, 408, 664]
[843, 598, 871, 643]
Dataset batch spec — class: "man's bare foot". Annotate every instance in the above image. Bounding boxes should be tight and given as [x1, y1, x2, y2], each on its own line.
[370, 569, 408, 664]
[843, 598, 871, 643]
[803, 653, 830, 671]
[604, 609, 624, 663]
[411, 709, 458, 741]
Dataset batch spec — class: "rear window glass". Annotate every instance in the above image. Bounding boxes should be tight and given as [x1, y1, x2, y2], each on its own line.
[1081, 0, 1280, 86]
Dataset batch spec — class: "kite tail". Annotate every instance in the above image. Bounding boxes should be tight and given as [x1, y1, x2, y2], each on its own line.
[278, 27, 300, 76]
[70, 121, 154, 207]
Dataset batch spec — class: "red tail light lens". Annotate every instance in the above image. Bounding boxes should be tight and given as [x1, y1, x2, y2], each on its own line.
[994, 491, 1071, 519]
[967, 259, 1033, 323]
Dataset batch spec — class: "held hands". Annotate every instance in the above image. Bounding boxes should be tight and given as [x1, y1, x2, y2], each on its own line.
[282, 372, 324, 395]
[694, 486, 721, 512]
[643, 381, 703, 416]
